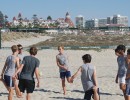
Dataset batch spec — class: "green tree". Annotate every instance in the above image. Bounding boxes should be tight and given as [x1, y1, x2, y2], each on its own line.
[32, 14, 39, 28]
[47, 16, 52, 20]
[0, 11, 4, 27]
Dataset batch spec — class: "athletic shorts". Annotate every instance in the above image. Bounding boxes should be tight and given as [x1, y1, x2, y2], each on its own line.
[4, 75, 14, 87]
[126, 84, 130, 96]
[119, 76, 126, 84]
[60, 71, 71, 79]
[84, 88, 100, 100]
[18, 79, 35, 93]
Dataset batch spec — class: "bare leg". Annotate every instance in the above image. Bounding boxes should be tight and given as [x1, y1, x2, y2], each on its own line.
[26, 93, 31, 100]
[126, 96, 130, 100]
[13, 78, 22, 98]
[8, 87, 13, 100]
[93, 88, 99, 100]
[67, 77, 72, 83]
[61, 79, 66, 95]
[120, 83, 127, 100]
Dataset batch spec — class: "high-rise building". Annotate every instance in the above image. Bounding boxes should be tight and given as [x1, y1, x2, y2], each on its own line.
[75, 15, 84, 29]
[98, 18, 107, 27]
[107, 17, 113, 24]
[85, 19, 98, 28]
[112, 14, 128, 26]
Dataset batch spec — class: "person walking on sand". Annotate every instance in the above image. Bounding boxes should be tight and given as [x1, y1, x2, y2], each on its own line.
[0, 45, 21, 100]
[71, 54, 99, 100]
[56, 45, 72, 95]
[125, 49, 130, 100]
[115, 45, 127, 100]
[13, 47, 40, 100]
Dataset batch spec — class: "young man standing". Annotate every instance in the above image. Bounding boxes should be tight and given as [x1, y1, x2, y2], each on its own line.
[13, 47, 40, 100]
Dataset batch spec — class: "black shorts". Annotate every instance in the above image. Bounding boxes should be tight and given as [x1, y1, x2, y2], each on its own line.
[18, 79, 35, 93]
[84, 88, 100, 100]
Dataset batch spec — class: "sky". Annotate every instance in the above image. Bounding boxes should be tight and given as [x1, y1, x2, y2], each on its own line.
[0, 0, 130, 25]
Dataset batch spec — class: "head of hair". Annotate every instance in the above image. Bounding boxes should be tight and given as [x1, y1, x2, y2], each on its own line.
[127, 49, 130, 55]
[29, 47, 38, 55]
[82, 54, 91, 63]
[11, 45, 18, 53]
[115, 48, 119, 53]
[116, 45, 126, 53]
[17, 44, 23, 50]
[58, 45, 64, 50]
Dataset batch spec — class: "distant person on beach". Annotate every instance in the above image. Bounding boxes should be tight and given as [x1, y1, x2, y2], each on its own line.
[0, 45, 21, 100]
[17, 44, 24, 65]
[56, 45, 72, 95]
[71, 54, 99, 100]
[13, 47, 40, 100]
[125, 49, 130, 100]
[115, 45, 127, 100]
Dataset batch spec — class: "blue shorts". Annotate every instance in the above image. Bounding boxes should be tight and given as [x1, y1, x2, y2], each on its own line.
[4, 75, 14, 87]
[126, 84, 130, 96]
[60, 71, 71, 79]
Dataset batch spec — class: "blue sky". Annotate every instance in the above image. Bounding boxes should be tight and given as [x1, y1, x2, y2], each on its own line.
[0, 0, 130, 25]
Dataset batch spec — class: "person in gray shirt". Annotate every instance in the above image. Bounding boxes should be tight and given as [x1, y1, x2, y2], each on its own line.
[56, 45, 72, 95]
[71, 54, 99, 100]
[13, 47, 40, 100]
[125, 49, 130, 100]
[115, 45, 127, 100]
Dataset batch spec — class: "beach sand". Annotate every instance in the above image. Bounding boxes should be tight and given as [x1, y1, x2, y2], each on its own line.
[0, 35, 124, 100]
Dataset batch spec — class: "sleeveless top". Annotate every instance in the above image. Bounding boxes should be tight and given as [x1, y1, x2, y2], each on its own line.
[81, 63, 95, 92]
[4, 55, 16, 76]
[117, 55, 127, 78]
[56, 53, 69, 72]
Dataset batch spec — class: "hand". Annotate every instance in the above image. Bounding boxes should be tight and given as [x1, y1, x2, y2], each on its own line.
[36, 82, 40, 88]
[115, 78, 118, 84]
[93, 86, 98, 92]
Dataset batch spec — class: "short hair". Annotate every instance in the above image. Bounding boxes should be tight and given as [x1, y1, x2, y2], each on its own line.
[58, 45, 64, 50]
[17, 44, 23, 50]
[115, 48, 119, 53]
[29, 47, 38, 55]
[116, 45, 126, 53]
[127, 49, 130, 55]
[11, 45, 18, 53]
[82, 54, 91, 63]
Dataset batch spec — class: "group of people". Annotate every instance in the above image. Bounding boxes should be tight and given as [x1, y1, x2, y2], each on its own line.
[0, 44, 40, 100]
[3, 44, 130, 100]
[115, 45, 130, 100]
[0, 44, 100, 100]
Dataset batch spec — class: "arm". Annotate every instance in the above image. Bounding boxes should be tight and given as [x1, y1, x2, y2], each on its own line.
[16, 57, 20, 70]
[71, 67, 82, 80]
[35, 67, 40, 87]
[56, 56, 68, 71]
[13, 64, 24, 79]
[1, 61, 7, 76]
[93, 69, 98, 87]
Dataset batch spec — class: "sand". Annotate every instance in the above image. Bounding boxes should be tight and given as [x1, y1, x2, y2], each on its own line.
[0, 35, 124, 100]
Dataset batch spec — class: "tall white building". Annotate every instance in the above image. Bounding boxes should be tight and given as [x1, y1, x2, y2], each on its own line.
[113, 14, 128, 26]
[75, 15, 84, 29]
[85, 19, 98, 28]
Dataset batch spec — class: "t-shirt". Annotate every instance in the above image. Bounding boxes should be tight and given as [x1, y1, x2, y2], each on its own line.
[18, 54, 24, 64]
[56, 53, 69, 72]
[81, 63, 95, 92]
[20, 56, 40, 80]
[117, 55, 127, 78]
[4, 55, 16, 76]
